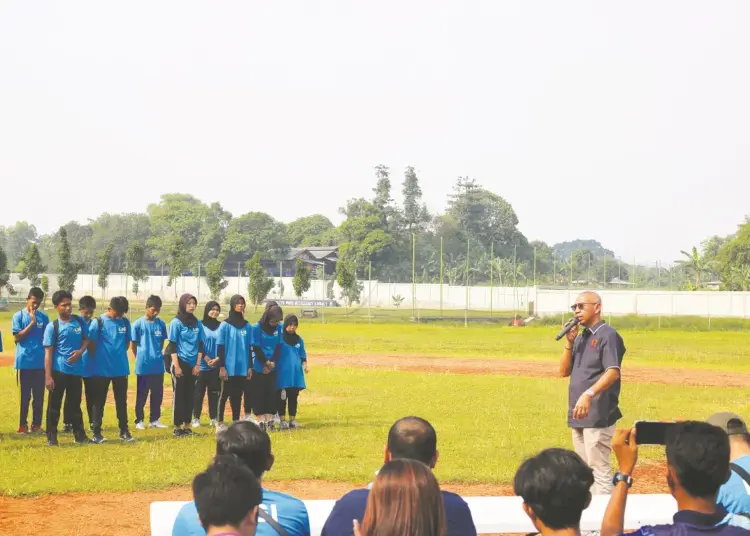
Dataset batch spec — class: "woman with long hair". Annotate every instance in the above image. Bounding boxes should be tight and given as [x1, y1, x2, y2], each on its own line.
[355, 459, 446, 536]
[192, 301, 221, 428]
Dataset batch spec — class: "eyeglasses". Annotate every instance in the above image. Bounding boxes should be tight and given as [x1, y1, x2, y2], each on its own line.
[570, 302, 599, 311]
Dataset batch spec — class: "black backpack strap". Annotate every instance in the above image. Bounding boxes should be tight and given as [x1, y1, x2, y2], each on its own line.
[53, 319, 60, 349]
[258, 508, 290, 536]
[731, 463, 750, 488]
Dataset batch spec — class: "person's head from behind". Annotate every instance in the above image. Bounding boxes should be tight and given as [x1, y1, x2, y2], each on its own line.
[386, 416, 439, 468]
[665, 421, 731, 501]
[52, 290, 73, 320]
[284, 314, 299, 335]
[216, 421, 274, 479]
[572, 291, 602, 327]
[108, 296, 129, 320]
[145, 295, 162, 320]
[79, 296, 97, 321]
[707, 412, 750, 459]
[193, 455, 261, 536]
[358, 459, 446, 536]
[513, 448, 593, 533]
[27, 287, 44, 311]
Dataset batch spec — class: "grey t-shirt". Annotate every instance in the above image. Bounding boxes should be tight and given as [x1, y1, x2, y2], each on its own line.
[568, 321, 625, 428]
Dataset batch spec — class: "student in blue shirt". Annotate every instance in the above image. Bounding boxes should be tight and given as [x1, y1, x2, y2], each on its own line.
[43, 290, 90, 446]
[192, 301, 222, 428]
[167, 294, 205, 438]
[77, 296, 99, 435]
[12, 287, 49, 434]
[217, 295, 252, 430]
[88, 296, 134, 442]
[250, 305, 283, 431]
[132, 295, 169, 431]
[172, 421, 310, 536]
[276, 315, 308, 431]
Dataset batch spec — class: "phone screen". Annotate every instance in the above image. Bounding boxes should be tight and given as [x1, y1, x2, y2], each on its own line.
[635, 421, 678, 445]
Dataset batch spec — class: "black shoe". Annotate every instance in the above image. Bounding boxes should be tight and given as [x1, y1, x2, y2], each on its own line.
[47, 434, 59, 446]
[266, 422, 276, 432]
[62, 423, 73, 434]
[259, 421, 266, 432]
[91, 433, 107, 444]
[173, 428, 185, 438]
[119, 429, 135, 442]
[74, 432, 90, 444]
[182, 428, 196, 437]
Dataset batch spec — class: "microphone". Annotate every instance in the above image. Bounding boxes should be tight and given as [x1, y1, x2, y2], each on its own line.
[555, 317, 580, 341]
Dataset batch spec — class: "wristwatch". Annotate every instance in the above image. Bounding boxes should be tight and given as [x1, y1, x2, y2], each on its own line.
[584, 389, 595, 398]
[612, 472, 633, 488]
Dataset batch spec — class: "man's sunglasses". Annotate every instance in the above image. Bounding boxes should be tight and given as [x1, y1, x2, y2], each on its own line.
[570, 302, 598, 311]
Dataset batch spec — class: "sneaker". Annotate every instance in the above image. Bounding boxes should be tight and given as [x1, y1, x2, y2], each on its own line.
[289, 419, 298, 430]
[74, 432, 90, 445]
[182, 428, 197, 437]
[173, 428, 185, 438]
[17, 425, 29, 435]
[91, 433, 107, 444]
[273, 413, 281, 425]
[150, 420, 169, 429]
[119, 430, 135, 442]
[279, 420, 290, 431]
[209, 419, 217, 427]
[62, 423, 73, 434]
[135, 421, 146, 431]
[31, 425, 43, 434]
[266, 421, 276, 432]
[47, 434, 59, 446]
[215, 423, 228, 434]
[191, 418, 201, 428]
[242, 414, 254, 422]
[259, 421, 266, 432]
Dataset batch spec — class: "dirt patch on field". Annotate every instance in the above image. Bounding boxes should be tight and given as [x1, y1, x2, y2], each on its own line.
[0, 464, 668, 536]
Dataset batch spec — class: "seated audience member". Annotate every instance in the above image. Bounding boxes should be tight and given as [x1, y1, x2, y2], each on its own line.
[514, 448, 594, 536]
[173, 421, 310, 536]
[353, 458, 446, 536]
[601, 422, 750, 536]
[193, 455, 262, 536]
[321, 416, 476, 536]
[708, 412, 750, 515]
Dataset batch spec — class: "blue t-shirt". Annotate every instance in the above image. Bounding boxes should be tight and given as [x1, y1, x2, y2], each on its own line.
[718, 456, 750, 515]
[321, 487, 476, 536]
[632, 509, 750, 536]
[88, 315, 131, 377]
[43, 316, 88, 376]
[168, 318, 205, 367]
[219, 321, 251, 377]
[200, 324, 220, 372]
[276, 336, 307, 390]
[132, 316, 168, 375]
[12, 310, 50, 370]
[172, 489, 310, 536]
[81, 318, 98, 378]
[252, 323, 282, 373]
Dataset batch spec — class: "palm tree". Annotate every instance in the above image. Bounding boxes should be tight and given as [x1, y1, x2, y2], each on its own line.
[675, 246, 713, 290]
[729, 264, 750, 291]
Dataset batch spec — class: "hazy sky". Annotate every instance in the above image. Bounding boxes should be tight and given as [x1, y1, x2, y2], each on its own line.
[1, 1, 748, 264]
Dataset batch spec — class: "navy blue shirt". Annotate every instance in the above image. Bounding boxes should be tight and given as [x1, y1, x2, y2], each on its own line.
[631, 508, 750, 536]
[568, 321, 625, 428]
[321, 488, 477, 536]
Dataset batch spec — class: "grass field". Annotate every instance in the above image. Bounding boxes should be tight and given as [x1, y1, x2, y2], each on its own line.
[1, 304, 750, 498]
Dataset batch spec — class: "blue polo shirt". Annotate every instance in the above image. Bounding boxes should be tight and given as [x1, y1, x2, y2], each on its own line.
[132, 316, 168, 375]
[81, 318, 99, 378]
[43, 316, 88, 376]
[12, 310, 50, 370]
[168, 318, 205, 367]
[199, 324, 220, 372]
[718, 456, 750, 515]
[252, 323, 282, 373]
[219, 321, 251, 377]
[172, 489, 310, 536]
[631, 508, 750, 536]
[321, 487, 477, 536]
[88, 315, 131, 377]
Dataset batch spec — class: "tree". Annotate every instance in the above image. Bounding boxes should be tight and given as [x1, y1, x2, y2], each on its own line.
[336, 259, 361, 309]
[0, 246, 14, 297]
[338, 199, 394, 272]
[372, 164, 392, 212]
[675, 246, 713, 290]
[40, 275, 49, 306]
[205, 257, 229, 301]
[166, 237, 188, 296]
[224, 212, 289, 258]
[89, 213, 150, 272]
[97, 244, 114, 299]
[56, 227, 81, 292]
[18, 244, 44, 287]
[292, 258, 312, 299]
[402, 166, 430, 233]
[125, 241, 149, 297]
[246, 252, 274, 311]
[147, 194, 211, 268]
[5, 221, 38, 268]
[286, 215, 335, 247]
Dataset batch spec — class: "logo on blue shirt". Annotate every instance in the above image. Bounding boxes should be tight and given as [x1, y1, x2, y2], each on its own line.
[73, 327, 81, 334]
[118, 326, 127, 334]
[154, 329, 162, 337]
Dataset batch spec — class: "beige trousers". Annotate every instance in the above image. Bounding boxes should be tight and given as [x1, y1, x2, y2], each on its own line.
[572, 425, 616, 495]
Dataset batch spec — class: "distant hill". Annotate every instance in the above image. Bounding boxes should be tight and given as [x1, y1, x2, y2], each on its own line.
[552, 239, 615, 260]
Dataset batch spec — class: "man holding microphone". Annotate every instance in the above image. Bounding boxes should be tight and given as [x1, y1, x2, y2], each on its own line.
[559, 291, 626, 494]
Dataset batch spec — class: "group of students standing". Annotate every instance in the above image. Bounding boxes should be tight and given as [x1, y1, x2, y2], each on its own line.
[9, 287, 309, 446]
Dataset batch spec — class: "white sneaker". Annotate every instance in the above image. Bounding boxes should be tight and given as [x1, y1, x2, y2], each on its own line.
[242, 414, 254, 422]
[216, 423, 228, 434]
[273, 413, 281, 425]
[191, 419, 201, 428]
[210, 419, 217, 427]
[279, 420, 290, 430]
[150, 420, 168, 429]
[135, 422, 146, 431]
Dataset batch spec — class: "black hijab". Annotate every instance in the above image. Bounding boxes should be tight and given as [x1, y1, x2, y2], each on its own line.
[226, 294, 248, 329]
[259, 304, 283, 336]
[264, 300, 278, 311]
[177, 294, 198, 328]
[282, 314, 300, 346]
[202, 301, 221, 331]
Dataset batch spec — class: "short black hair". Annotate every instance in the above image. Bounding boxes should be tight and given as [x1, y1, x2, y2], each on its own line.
[666, 421, 731, 498]
[52, 290, 72, 306]
[109, 296, 129, 315]
[193, 454, 262, 530]
[216, 421, 272, 478]
[28, 287, 44, 301]
[387, 416, 437, 466]
[79, 295, 96, 311]
[514, 448, 593, 530]
[146, 295, 162, 309]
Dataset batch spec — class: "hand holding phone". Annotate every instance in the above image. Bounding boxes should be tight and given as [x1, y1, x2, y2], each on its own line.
[634, 420, 678, 445]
